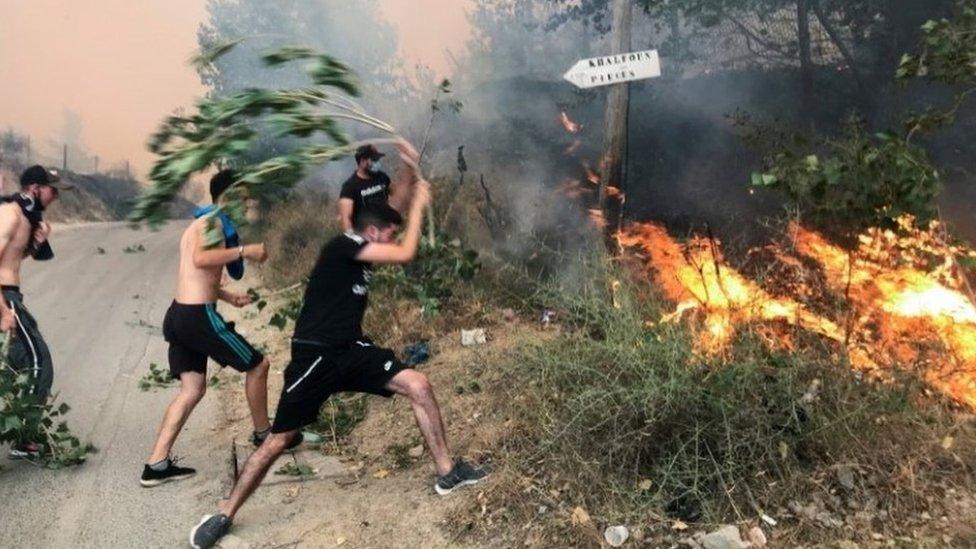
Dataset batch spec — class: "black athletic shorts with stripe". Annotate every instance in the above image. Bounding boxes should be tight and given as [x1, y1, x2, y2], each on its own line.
[270, 338, 408, 433]
[162, 301, 264, 379]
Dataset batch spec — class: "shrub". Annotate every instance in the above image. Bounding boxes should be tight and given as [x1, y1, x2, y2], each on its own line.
[455, 250, 975, 544]
[0, 337, 95, 468]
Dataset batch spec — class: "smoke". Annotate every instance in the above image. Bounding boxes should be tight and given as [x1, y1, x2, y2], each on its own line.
[195, 0, 976, 261]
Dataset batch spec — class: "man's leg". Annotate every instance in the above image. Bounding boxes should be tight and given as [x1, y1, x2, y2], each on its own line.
[147, 371, 206, 463]
[244, 358, 272, 432]
[385, 369, 453, 476]
[220, 431, 297, 518]
[30, 326, 54, 405]
[7, 299, 51, 403]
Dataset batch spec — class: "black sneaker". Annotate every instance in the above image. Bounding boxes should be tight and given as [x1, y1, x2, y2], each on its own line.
[139, 457, 197, 487]
[434, 459, 488, 495]
[189, 513, 232, 549]
[251, 429, 304, 450]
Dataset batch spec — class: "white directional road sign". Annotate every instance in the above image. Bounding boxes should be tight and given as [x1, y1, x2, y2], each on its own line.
[563, 49, 661, 89]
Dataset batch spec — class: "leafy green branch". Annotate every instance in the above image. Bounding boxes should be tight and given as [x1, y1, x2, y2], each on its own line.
[898, 0, 976, 140]
[129, 40, 402, 242]
[749, 116, 941, 234]
[0, 335, 95, 468]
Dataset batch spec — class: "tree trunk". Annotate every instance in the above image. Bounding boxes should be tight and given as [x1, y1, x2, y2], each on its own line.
[797, 0, 814, 125]
[598, 0, 633, 210]
[810, 1, 868, 104]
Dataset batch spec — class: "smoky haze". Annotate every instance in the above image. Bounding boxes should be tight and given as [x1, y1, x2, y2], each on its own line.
[4, 0, 975, 248]
[0, 0, 470, 179]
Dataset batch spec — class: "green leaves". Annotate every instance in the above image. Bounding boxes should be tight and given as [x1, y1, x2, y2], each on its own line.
[373, 231, 481, 317]
[269, 296, 303, 331]
[190, 38, 245, 71]
[138, 362, 175, 391]
[750, 172, 778, 186]
[130, 40, 389, 237]
[749, 116, 941, 234]
[897, 2, 976, 136]
[261, 45, 317, 66]
[0, 334, 95, 467]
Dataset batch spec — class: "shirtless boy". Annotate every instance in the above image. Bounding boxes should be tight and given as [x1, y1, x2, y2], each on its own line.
[141, 170, 282, 487]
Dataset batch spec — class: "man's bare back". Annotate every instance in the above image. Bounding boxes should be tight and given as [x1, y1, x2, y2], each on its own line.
[175, 218, 224, 304]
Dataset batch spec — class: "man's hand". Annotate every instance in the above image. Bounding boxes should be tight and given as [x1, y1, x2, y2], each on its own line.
[224, 292, 253, 308]
[396, 138, 421, 181]
[410, 180, 432, 212]
[32, 221, 51, 248]
[243, 243, 268, 264]
[1, 308, 15, 333]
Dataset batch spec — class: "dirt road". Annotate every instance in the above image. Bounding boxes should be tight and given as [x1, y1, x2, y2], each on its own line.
[0, 222, 226, 548]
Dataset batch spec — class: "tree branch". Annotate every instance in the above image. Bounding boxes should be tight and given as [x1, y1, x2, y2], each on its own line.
[810, 0, 867, 97]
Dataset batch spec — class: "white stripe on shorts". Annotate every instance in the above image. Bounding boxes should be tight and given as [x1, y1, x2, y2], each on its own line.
[285, 356, 323, 394]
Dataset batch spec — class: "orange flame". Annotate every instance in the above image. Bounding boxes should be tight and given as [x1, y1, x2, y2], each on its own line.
[617, 223, 843, 353]
[560, 111, 581, 134]
[589, 208, 608, 230]
[792, 221, 976, 409]
[583, 163, 600, 186]
[558, 178, 593, 200]
[618, 217, 976, 409]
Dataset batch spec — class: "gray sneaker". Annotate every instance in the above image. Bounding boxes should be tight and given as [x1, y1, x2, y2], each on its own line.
[434, 459, 488, 495]
[189, 513, 231, 549]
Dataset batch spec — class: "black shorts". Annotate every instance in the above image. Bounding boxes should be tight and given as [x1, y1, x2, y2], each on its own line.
[270, 339, 408, 433]
[162, 301, 264, 379]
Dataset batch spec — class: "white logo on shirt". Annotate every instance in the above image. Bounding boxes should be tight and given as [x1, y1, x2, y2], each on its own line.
[360, 184, 385, 198]
[384, 360, 393, 371]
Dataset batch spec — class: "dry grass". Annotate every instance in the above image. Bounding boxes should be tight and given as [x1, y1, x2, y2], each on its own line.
[445, 251, 976, 547]
[242, 195, 976, 547]
[249, 192, 337, 286]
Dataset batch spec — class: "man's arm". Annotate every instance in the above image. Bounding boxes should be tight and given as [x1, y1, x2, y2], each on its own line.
[0, 207, 21, 331]
[338, 198, 354, 232]
[191, 219, 267, 268]
[217, 288, 252, 307]
[356, 180, 431, 265]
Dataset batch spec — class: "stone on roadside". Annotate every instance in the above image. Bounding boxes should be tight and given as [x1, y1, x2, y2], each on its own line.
[835, 465, 856, 490]
[570, 506, 591, 526]
[604, 525, 630, 547]
[746, 526, 767, 547]
[408, 444, 424, 458]
[700, 525, 748, 549]
[461, 329, 487, 346]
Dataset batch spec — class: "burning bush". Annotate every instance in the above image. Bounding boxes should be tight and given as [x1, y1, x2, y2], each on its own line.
[453, 248, 976, 546]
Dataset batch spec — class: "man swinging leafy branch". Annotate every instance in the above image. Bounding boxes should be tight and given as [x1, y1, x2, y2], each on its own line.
[126, 41, 486, 549]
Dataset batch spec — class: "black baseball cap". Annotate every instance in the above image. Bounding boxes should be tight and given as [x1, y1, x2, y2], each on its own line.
[354, 144, 385, 163]
[20, 165, 73, 190]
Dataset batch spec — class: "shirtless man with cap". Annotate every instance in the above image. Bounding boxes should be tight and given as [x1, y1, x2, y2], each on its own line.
[0, 165, 71, 458]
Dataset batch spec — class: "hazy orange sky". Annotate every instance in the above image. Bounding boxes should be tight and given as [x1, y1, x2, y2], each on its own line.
[0, 0, 471, 179]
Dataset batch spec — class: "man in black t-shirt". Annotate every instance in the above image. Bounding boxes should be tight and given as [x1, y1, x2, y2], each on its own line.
[190, 140, 487, 549]
[338, 144, 393, 231]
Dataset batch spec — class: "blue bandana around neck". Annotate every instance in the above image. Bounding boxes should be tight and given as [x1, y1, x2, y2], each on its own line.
[193, 205, 244, 280]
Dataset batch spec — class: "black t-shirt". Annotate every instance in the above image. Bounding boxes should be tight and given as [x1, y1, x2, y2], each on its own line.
[339, 171, 391, 216]
[293, 233, 372, 346]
